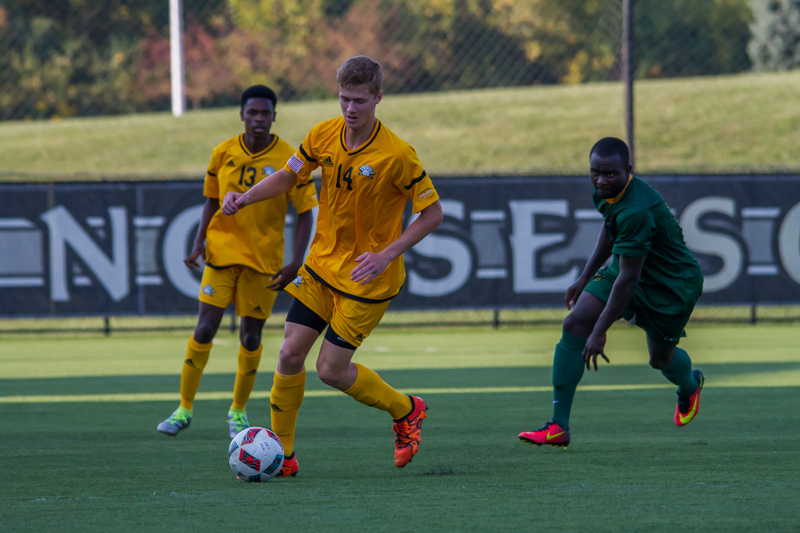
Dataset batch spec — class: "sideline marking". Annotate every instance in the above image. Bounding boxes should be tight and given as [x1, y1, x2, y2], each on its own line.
[0, 382, 794, 404]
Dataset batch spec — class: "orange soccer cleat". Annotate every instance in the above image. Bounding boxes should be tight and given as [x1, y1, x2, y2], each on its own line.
[519, 421, 570, 448]
[276, 452, 298, 477]
[393, 396, 428, 468]
[675, 370, 705, 427]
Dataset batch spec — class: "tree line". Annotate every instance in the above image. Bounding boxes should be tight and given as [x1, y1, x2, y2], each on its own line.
[1, 0, 793, 120]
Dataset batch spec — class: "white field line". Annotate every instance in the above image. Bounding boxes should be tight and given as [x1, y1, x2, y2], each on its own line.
[0, 382, 795, 404]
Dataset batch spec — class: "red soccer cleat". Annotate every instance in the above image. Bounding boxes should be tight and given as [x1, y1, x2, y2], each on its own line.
[675, 370, 705, 427]
[519, 421, 570, 448]
[276, 452, 298, 477]
[393, 396, 428, 468]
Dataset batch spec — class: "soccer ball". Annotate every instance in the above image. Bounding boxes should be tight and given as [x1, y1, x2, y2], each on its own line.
[228, 427, 284, 482]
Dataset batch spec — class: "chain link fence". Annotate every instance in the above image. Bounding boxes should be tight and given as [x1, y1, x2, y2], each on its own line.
[2, 0, 789, 119]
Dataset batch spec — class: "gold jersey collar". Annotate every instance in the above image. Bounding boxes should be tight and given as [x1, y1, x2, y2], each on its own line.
[605, 174, 633, 204]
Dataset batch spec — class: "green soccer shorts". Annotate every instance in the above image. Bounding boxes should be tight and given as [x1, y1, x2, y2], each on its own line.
[583, 268, 697, 347]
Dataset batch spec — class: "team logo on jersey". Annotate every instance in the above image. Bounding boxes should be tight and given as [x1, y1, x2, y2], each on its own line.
[261, 165, 276, 176]
[225, 160, 236, 167]
[202, 284, 215, 296]
[358, 164, 376, 179]
[418, 188, 433, 200]
[292, 275, 304, 288]
[321, 155, 334, 167]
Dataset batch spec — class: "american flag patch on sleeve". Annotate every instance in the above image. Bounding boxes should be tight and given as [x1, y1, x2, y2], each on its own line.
[287, 155, 304, 173]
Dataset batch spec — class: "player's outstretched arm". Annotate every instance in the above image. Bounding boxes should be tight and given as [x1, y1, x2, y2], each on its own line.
[268, 210, 313, 291]
[184, 197, 220, 269]
[221, 168, 298, 215]
[583, 254, 645, 371]
[566, 226, 613, 309]
[351, 200, 444, 285]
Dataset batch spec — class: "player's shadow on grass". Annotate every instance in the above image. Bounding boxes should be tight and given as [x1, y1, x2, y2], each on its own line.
[419, 466, 460, 476]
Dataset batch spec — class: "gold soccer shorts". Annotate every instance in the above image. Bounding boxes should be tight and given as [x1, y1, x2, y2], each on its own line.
[284, 265, 390, 347]
[198, 265, 278, 319]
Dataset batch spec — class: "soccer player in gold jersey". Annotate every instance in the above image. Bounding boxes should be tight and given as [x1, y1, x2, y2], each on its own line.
[157, 85, 318, 439]
[222, 57, 443, 474]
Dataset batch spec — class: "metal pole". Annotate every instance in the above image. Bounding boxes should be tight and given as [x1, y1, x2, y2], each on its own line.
[169, 0, 186, 117]
[622, 0, 635, 168]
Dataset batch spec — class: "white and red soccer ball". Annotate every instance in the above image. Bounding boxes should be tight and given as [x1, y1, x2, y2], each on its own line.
[228, 427, 284, 482]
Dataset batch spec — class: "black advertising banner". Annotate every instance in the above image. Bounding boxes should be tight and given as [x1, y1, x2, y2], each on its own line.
[1, 175, 799, 317]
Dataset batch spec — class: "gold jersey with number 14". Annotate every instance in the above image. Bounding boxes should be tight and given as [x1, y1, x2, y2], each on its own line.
[284, 117, 439, 302]
[204, 134, 318, 275]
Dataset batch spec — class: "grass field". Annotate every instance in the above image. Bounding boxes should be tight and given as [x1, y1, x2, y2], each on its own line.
[2, 323, 799, 531]
[1, 71, 799, 179]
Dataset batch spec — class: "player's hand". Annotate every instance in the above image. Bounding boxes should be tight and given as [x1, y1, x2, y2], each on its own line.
[583, 329, 610, 371]
[267, 263, 301, 291]
[222, 192, 248, 215]
[351, 252, 391, 285]
[566, 276, 590, 310]
[183, 241, 205, 269]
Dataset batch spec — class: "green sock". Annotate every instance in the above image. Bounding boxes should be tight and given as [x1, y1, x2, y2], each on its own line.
[551, 330, 587, 430]
[660, 347, 698, 396]
[228, 407, 246, 416]
[177, 406, 192, 417]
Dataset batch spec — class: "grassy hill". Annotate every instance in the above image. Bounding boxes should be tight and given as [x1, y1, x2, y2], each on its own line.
[1, 71, 799, 179]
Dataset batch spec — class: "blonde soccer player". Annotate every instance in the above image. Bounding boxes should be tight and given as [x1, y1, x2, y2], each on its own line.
[222, 57, 443, 475]
[157, 85, 318, 439]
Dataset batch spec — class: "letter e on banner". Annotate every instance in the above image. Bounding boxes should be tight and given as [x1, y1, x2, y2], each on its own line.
[509, 200, 578, 293]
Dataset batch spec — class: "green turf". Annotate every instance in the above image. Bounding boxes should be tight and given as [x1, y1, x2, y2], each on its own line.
[2, 71, 799, 179]
[1, 325, 799, 531]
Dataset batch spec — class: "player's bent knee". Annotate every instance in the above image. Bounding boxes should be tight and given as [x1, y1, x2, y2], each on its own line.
[316, 360, 346, 388]
[649, 356, 670, 370]
[278, 341, 306, 364]
[240, 332, 261, 351]
[193, 324, 216, 344]
[647, 343, 675, 370]
[562, 313, 592, 339]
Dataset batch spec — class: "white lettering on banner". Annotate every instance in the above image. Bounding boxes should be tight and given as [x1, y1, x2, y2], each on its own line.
[778, 202, 800, 285]
[163, 205, 204, 298]
[680, 197, 742, 293]
[40, 206, 129, 302]
[408, 200, 472, 297]
[509, 200, 578, 292]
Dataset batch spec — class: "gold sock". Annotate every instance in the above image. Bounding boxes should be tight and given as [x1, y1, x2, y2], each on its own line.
[231, 344, 262, 410]
[343, 363, 412, 420]
[270, 369, 306, 456]
[180, 337, 212, 410]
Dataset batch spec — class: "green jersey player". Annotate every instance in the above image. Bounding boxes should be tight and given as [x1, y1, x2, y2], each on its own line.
[519, 137, 705, 448]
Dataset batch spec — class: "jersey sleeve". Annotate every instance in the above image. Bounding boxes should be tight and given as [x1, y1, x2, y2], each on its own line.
[393, 146, 439, 213]
[283, 128, 320, 185]
[287, 180, 319, 214]
[612, 210, 654, 258]
[203, 147, 222, 199]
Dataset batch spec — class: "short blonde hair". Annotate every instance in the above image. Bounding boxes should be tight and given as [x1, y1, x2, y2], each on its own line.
[336, 56, 383, 96]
